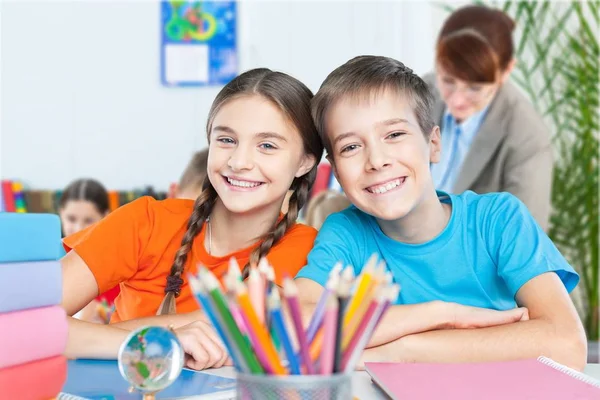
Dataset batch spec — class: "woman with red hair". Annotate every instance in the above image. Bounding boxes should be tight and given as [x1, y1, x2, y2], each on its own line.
[426, 5, 552, 230]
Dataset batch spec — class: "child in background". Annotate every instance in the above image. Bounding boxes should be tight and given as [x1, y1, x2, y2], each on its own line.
[61, 68, 323, 370]
[59, 179, 109, 237]
[295, 56, 586, 370]
[304, 190, 351, 230]
[176, 149, 209, 200]
[59, 179, 118, 324]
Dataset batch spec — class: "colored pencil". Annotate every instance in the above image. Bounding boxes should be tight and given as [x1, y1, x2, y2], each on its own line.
[199, 268, 264, 374]
[343, 284, 397, 373]
[268, 289, 301, 375]
[341, 288, 384, 370]
[305, 263, 342, 343]
[320, 294, 339, 375]
[333, 266, 354, 373]
[283, 277, 315, 375]
[188, 273, 245, 372]
[248, 265, 266, 325]
[344, 254, 377, 325]
[234, 279, 286, 375]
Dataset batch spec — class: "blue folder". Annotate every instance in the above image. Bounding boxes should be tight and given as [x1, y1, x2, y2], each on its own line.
[59, 359, 237, 400]
[0, 213, 62, 263]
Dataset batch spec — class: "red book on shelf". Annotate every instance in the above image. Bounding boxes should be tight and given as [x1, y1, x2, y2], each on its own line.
[1, 180, 16, 212]
[310, 163, 332, 199]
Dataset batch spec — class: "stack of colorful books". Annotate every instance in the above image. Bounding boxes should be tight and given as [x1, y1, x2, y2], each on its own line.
[0, 213, 68, 399]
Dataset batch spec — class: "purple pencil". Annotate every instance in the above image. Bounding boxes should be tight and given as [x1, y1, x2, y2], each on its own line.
[305, 262, 342, 343]
[283, 277, 315, 374]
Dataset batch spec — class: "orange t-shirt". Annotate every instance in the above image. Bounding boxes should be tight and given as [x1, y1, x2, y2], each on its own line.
[63, 196, 317, 323]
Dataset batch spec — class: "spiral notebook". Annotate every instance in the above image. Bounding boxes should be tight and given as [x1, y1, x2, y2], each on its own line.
[365, 357, 600, 400]
[58, 359, 236, 400]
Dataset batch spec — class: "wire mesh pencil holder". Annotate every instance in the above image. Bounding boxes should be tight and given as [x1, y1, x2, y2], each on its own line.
[236, 372, 352, 400]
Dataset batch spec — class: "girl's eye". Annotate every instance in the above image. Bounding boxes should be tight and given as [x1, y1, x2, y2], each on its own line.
[469, 85, 483, 92]
[340, 144, 359, 154]
[259, 142, 277, 150]
[217, 137, 235, 145]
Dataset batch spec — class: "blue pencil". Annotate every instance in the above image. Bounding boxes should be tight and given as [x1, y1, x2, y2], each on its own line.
[268, 289, 301, 375]
[188, 273, 245, 372]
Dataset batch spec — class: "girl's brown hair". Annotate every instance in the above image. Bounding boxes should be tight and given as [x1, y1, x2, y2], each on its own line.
[59, 179, 109, 215]
[157, 68, 324, 315]
[436, 5, 515, 83]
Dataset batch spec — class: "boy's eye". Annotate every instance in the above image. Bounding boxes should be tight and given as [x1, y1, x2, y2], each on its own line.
[468, 85, 483, 92]
[340, 144, 359, 154]
[386, 132, 405, 140]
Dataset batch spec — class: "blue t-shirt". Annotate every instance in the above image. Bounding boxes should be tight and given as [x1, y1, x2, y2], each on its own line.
[295, 191, 578, 310]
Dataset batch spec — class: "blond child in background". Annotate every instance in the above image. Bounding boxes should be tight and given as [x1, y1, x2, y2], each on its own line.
[176, 149, 209, 200]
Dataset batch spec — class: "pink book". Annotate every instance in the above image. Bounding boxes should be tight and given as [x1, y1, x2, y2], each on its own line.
[0, 306, 67, 369]
[365, 357, 600, 400]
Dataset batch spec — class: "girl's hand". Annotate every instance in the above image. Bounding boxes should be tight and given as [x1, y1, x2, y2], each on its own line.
[175, 320, 231, 370]
[451, 303, 529, 329]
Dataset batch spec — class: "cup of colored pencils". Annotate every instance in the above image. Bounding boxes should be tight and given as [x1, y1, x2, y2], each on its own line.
[188, 255, 399, 400]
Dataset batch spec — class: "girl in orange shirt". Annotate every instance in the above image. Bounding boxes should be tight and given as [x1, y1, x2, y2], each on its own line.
[62, 68, 323, 369]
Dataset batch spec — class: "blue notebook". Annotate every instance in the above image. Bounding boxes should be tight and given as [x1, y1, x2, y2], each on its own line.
[59, 360, 237, 400]
[0, 213, 62, 263]
[0, 260, 62, 313]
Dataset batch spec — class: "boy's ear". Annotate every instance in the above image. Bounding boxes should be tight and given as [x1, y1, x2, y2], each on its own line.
[295, 154, 317, 178]
[429, 125, 442, 164]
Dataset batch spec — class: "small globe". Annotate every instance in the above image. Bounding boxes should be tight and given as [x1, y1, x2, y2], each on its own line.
[117, 326, 184, 394]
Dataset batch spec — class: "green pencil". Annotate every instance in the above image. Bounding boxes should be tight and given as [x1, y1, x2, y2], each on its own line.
[200, 268, 264, 374]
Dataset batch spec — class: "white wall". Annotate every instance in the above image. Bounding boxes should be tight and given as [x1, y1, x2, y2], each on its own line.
[0, 0, 445, 190]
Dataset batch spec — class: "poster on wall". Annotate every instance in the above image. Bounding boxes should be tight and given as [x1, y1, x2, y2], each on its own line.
[160, 1, 237, 87]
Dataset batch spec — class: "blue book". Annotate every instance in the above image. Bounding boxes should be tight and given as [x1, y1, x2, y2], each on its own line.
[59, 360, 237, 400]
[0, 213, 62, 263]
[0, 261, 62, 313]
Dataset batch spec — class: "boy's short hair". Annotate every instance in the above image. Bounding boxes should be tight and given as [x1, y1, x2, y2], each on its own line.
[179, 148, 209, 192]
[312, 56, 436, 156]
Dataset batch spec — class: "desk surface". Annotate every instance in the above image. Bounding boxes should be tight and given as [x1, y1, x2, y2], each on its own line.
[203, 363, 600, 399]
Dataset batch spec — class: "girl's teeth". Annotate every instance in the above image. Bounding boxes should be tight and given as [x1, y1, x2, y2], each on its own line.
[228, 178, 261, 188]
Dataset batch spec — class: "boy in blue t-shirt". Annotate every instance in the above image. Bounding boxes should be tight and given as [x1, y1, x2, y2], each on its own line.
[295, 56, 586, 370]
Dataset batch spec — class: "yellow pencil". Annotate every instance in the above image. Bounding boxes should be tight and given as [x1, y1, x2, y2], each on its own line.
[341, 263, 386, 350]
[344, 254, 378, 325]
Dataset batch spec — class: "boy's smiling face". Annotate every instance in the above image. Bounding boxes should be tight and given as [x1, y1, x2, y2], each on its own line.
[326, 88, 442, 221]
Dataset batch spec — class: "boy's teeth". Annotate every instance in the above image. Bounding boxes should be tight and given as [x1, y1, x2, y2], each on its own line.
[227, 178, 261, 188]
[369, 178, 402, 194]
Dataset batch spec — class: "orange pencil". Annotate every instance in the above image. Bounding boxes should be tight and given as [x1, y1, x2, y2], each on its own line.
[234, 280, 286, 375]
[248, 265, 266, 325]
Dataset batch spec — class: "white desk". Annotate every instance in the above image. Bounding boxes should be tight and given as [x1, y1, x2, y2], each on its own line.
[204, 363, 600, 399]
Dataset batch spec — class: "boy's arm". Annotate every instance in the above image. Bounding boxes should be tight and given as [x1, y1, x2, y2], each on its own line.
[360, 272, 587, 371]
[296, 278, 529, 347]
